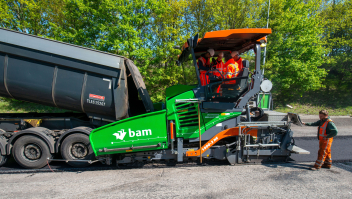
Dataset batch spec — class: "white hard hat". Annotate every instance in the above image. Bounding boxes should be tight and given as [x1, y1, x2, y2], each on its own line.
[207, 49, 215, 56]
[231, 51, 239, 57]
[218, 52, 224, 57]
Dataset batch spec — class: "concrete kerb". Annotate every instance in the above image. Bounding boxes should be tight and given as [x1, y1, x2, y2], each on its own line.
[299, 115, 352, 120]
[296, 115, 352, 128]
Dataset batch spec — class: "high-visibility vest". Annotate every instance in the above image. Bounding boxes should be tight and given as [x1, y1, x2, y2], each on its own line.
[226, 62, 240, 79]
[213, 60, 225, 78]
[224, 58, 243, 84]
[197, 57, 210, 72]
[318, 119, 333, 138]
[197, 57, 211, 86]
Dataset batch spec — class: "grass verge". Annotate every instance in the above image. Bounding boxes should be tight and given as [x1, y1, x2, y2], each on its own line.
[0, 98, 68, 113]
[274, 89, 352, 116]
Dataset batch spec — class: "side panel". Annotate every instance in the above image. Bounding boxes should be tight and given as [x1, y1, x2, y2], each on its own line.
[0, 44, 129, 121]
[257, 93, 271, 110]
[202, 112, 241, 130]
[0, 29, 132, 121]
[90, 110, 168, 156]
[0, 53, 9, 97]
[54, 67, 84, 111]
[0, 27, 122, 70]
[83, 73, 116, 118]
[165, 84, 197, 100]
[7, 55, 55, 106]
[166, 90, 205, 139]
[166, 90, 241, 140]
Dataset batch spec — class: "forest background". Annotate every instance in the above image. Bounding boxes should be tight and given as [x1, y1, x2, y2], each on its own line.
[0, 0, 351, 115]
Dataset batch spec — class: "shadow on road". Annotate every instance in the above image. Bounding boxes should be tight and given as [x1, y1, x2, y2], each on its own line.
[263, 162, 312, 170]
[262, 160, 352, 174]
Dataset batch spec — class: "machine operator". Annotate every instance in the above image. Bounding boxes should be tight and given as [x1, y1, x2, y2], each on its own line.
[223, 51, 243, 84]
[197, 49, 214, 86]
[211, 52, 225, 94]
[212, 51, 225, 78]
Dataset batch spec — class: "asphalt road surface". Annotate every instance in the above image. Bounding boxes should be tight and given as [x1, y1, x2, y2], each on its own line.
[1, 162, 352, 198]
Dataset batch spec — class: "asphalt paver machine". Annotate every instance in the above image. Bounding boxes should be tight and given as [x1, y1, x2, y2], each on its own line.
[90, 28, 309, 165]
[0, 27, 308, 169]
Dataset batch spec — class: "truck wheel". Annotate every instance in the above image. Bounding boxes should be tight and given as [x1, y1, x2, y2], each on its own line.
[0, 150, 8, 167]
[60, 133, 94, 167]
[13, 135, 51, 169]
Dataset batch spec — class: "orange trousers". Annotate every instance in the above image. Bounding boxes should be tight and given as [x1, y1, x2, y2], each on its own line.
[314, 137, 333, 168]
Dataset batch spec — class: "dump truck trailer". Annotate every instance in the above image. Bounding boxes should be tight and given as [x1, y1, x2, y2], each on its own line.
[0, 27, 154, 168]
[0, 27, 309, 169]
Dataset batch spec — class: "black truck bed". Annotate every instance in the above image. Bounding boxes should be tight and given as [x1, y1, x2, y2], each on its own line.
[0, 28, 153, 122]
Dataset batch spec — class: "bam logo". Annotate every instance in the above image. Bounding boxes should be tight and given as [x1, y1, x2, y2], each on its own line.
[113, 128, 152, 140]
[113, 130, 127, 140]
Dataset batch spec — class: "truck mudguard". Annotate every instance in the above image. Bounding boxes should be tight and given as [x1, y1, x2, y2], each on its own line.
[0, 139, 6, 155]
[55, 127, 93, 153]
[6, 127, 55, 155]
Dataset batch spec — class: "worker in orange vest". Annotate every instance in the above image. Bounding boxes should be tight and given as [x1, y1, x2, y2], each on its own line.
[223, 51, 243, 84]
[302, 110, 338, 170]
[212, 51, 225, 78]
[197, 49, 214, 86]
[210, 52, 225, 94]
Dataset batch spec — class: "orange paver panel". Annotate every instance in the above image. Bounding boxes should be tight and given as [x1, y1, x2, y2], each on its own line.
[186, 127, 258, 157]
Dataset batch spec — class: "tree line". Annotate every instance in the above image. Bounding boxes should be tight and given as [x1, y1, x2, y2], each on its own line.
[0, 0, 351, 103]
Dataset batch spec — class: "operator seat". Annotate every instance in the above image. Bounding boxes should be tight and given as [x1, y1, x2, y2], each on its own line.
[238, 59, 249, 90]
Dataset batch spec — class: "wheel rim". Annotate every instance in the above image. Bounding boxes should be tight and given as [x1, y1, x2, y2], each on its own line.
[23, 144, 42, 160]
[71, 143, 88, 159]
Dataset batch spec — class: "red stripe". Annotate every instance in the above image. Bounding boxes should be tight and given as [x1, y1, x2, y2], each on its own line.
[89, 94, 105, 100]
[170, 122, 174, 140]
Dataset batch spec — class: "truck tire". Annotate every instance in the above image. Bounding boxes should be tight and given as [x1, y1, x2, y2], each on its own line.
[60, 133, 95, 167]
[0, 149, 8, 167]
[13, 135, 52, 169]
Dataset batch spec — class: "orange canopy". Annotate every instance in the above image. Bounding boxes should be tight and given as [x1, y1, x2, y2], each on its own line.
[180, 28, 271, 56]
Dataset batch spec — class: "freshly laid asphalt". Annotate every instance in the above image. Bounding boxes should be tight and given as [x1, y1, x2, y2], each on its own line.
[0, 115, 351, 198]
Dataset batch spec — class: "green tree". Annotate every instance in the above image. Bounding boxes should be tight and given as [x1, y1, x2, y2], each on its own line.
[0, 0, 64, 36]
[0, 0, 333, 104]
[264, 0, 327, 102]
[141, 0, 189, 101]
[0, 1, 12, 26]
[321, 0, 352, 91]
